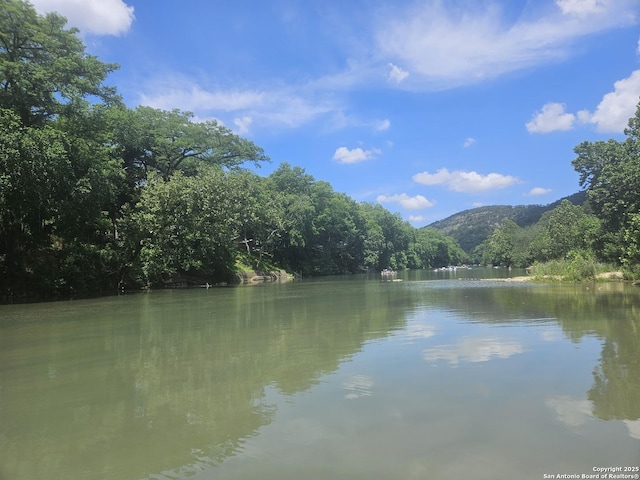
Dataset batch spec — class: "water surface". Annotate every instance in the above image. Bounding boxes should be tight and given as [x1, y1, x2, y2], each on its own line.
[1, 270, 639, 479]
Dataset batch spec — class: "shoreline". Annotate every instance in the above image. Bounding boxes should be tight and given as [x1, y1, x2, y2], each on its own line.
[484, 271, 625, 282]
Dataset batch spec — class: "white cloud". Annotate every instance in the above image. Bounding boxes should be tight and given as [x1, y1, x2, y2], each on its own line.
[637, 36, 640, 55]
[463, 137, 476, 148]
[375, 1, 638, 89]
[333, 146, 381, 164]
[375, 119, 391, 131]
[139, 80, 336, 130]
[139, 84, 266, 112]
[556, 0, 606, 17]
[30, 0, 135, 36]
[578, 69, 640, 133]
[413, 168, 518, 193]
[233, 116, 253, 135]
[327, 112, 391, 132]
[527, 187, 552, 196]
[526, 102, 576, 133]
[388, 63, 410, 83]
[377, 193, 434, 210]
[423, 337, 524, 365]
[409, 215, 425, 223]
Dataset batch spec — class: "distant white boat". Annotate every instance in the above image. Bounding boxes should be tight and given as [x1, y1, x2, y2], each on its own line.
[380, 268, 397, 276]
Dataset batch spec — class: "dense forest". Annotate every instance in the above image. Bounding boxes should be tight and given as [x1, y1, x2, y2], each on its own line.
[1, 0, 639, 300]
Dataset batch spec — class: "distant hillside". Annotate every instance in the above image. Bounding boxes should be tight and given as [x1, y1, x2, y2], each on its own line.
[426, 191, 587, 253]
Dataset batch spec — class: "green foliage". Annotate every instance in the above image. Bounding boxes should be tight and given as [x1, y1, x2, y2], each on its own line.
[475, 198, 604, 270]
[108, 106, 269, 181]
[534, 200, 601, 262]
[482, 219, 519, 267]
[123, 169, 251, 286]
[571, 102, 640, 264]
[426, 194, 587, 254]
[529, 252, 615, 282]
[407, 227, 468, 268]
[0, 0, 119, 126]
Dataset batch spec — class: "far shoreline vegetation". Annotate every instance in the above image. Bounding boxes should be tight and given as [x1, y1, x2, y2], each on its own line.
[2, 0, 640, 302]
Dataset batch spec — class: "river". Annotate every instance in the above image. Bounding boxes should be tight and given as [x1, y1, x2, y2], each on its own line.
[1, 268, 639, 479]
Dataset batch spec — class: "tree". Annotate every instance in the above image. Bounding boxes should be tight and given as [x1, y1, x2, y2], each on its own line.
[0, 0, 120, 126]
[482, 219, 519, 267]
[0, 1, 124, 296]
[109, 107, 269, 181]
[542, 200, 600, 260]
[264, 163, 317, 273]
[571, 100, 640, 262]
[622, 213, 640, 271]
[360, 203, 412, 270]
[0, 108, 70, 292]
[123, 168, 247, 286]
[408, 228, 467, 269]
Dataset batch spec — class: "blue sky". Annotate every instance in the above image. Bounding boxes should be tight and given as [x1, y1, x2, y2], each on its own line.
[31, 0, 640, 225]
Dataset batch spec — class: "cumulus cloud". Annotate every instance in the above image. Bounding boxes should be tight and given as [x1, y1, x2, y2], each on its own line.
[388, 63, 410, 83]
[463, 137, 476, 148]
[30, 0, 135, 36]
[526, 102, 576, 133]
[409, 215, 425, 223]
[578, 69, 640, 133]
[377, 193, 434, 210]
[527, 187, 552, 196]
[413, 168, 518, 193]
[333, 146, 381, 164]
[375, 1, 638, 89]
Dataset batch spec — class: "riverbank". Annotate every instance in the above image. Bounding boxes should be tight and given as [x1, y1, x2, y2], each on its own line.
[235, 270, 293, 284]
[487, 271, 625, 282]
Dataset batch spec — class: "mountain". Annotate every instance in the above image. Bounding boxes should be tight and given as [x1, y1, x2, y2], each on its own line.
[426, 191, 588, 253]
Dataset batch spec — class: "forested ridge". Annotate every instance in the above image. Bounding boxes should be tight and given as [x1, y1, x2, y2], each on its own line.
[2, 0, 640, 300]
[427, 191, 588, 253]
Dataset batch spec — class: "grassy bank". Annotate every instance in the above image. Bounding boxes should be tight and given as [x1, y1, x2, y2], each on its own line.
[528, 257, 621, 282]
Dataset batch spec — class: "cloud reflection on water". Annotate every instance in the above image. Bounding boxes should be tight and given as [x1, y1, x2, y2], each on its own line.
[422, 336, 524, 366]
[545, 395, 640, 440]
[623, 420, 640, 440]
[545, 395, 593, 428]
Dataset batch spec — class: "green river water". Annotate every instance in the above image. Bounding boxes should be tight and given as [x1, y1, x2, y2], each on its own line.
[1, 269, 639, 479]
